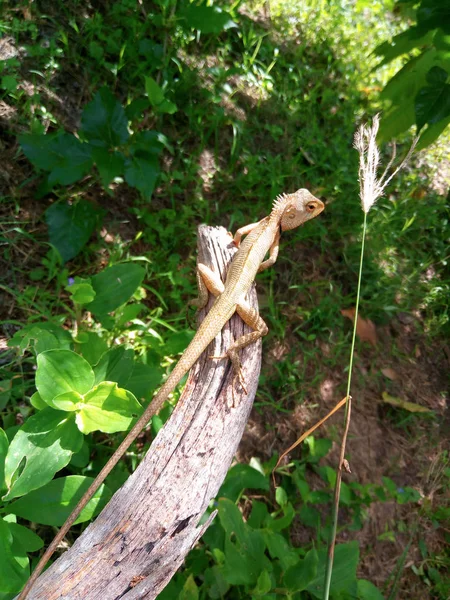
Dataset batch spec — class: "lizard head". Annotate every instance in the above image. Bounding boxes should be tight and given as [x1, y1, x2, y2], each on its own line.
[278, 189, 325, 231]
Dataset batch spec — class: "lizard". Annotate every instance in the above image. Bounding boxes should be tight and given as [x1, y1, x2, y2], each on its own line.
[18, 189, 324, 600]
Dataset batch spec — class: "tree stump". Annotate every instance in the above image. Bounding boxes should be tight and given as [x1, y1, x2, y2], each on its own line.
[25, 225, 262, 599]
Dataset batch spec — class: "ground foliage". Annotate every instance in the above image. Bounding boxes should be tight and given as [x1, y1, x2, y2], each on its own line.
[0, 0, 449, 599]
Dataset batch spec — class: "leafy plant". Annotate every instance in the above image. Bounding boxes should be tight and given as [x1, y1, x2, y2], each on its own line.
[374, 0, 450, 147]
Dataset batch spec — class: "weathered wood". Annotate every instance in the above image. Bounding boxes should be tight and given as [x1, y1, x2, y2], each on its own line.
[26, 225, 262, 600]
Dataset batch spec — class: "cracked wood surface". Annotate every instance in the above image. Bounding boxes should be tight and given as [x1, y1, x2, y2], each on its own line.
[25, 225, 262, 600]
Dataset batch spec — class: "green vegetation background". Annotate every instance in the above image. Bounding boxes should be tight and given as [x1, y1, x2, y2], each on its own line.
[0, 1, 449, 599]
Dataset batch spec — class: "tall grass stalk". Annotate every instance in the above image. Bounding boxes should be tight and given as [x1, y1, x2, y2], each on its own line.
[323, 115, 417, 600]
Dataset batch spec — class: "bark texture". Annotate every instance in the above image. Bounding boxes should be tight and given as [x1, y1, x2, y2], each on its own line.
[26, 225, 262, 599]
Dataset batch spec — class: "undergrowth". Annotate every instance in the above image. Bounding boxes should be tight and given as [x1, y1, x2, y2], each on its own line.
[0, 0, 448, 598]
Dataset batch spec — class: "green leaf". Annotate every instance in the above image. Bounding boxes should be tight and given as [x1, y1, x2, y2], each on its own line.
[36, 349, 95, 406]
[0, 519, 28, 594]
[416, 113, 450, 149]
[283, 548, 318, 592]
[1, 74, 18, 92]
[67, 282, 96, 305]
[3, 409, 82, 500]
[306, 542, 359, 598]
[124, 155, 160, 198]
[19, 132, 93, 185]
[373, 27, 435, 68]
[417, 0, 450, 34]
[252, 570, 272, 596]
[266, 502, 295, 532]
[77, 332, 109, 366]
[144, 77, 177, 114]
[145, 76, 165, 105]
[46, 200, 103, 262]
[0, 428, 8, 493]
[164, 330, 195, 355]
[218, 498, 247, 542]
[93, 346, 135, 387]
[92, 147, 126, 187]
[8, 322, 73, 355]
[30, 392, 47, 411]
[217, 464, 269, 502]
[264, 530, 299, 570]
[179, 574, 199, 600]
[381, 48, 438, 105]
[75, 382, 141, 434]
[183, 4, 237, 34]
[7, 475, 112, 526]
[80, 87, 129, 147]
[357, 578, 385, 599]
[52, 390, 83, 411]
[125, 361, 163, 401]
[415, 66, 450, 130]
[86, 263, 146, 315]
[8, 522, 44, 552]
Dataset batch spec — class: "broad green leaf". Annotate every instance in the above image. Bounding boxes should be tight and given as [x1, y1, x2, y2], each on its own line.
[218, 464, 269, 502]
[164, 330, 195, 355]
[415, 66, 450, 129]
[0, 428, 8, 493]
[125, 361, 163, 401]
[30, 392, 47, 411]
[183, 4, 237, 34]
[124, 155, 160, 198]
[7, 322, 73, 355]
[92, 147, 126, 187]
[266, 502, 295, 532]
[307, 542, 359, 598]
[179, 574, 199, 600]
[304, 436, 332, 461]
[203, 566, 230, 599]
[20, 132, 93, 185]
[7, 475, 111, 526]
[283, 548, 318, 592]
[222, 529, 268, 585]
[218, 498, 247, 542]
[77, 332, 109, 366]
[67, 282, 96, 305]
[252, 570, 272, 596]
[93, 346, 134, 387]
[3, 408, 82, 500]
[80, 87, 129, 147]
[52, 390, 83, 411]
[0, 519, 28, 594]
[357, 579, 385, 599]
[69, 440, 90, 468]
[75, 382, 141, 434]
[417, 0, 450, 34]
[86, 263, 146, 315]
[373, 27, 435, 68]
[145, 77, 177, 114]
[145, 76, 165, 106]
[416, 113, 450, 149]
[46, 200, 103, 262]
[36, 349, 95, 405]
[381, 48, 438, 105]
[8, 522, 43, 552]
[264, 530, 299, 570]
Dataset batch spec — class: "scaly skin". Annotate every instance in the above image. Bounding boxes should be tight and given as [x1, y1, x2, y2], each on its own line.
[18, 189, 324, 599]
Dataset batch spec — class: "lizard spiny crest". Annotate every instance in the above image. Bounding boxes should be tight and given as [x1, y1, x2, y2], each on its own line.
[271, 189, 324, 230]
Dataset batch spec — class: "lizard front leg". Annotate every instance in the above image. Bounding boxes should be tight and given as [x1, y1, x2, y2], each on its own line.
[233, 221, 260, 247]
[258, 228, 280, 272]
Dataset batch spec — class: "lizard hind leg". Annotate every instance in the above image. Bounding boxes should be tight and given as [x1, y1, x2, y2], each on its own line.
[212, 301, 268, 405]
[187, 264, 225, 327]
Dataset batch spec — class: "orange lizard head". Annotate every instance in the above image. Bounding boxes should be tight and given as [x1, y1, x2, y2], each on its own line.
[277, 189, 324, 231]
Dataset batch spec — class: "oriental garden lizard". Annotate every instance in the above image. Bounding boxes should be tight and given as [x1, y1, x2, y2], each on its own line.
[19, 189, 324, 599]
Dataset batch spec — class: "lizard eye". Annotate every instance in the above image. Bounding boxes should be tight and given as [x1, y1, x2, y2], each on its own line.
[306, 203, 316, 212]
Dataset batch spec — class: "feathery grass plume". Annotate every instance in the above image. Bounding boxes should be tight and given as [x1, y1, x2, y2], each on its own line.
[354, 114, 418, 214]
[323, 116, 418, 600]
